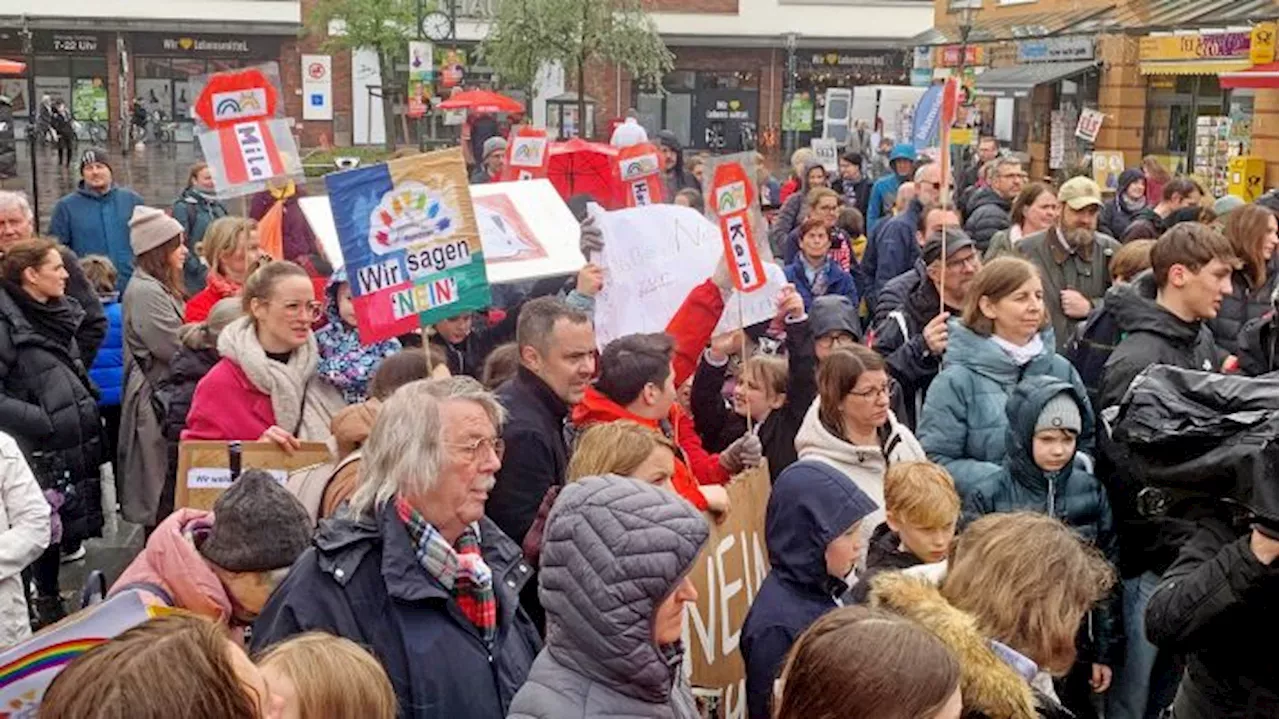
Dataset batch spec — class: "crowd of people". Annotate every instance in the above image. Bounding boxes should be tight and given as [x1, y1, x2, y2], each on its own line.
[0, 129, 1275, 719]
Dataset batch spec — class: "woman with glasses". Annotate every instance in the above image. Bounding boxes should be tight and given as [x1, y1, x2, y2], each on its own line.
[184, 261, 345, 452]
[793, 344, 926, 568]
[120, 207, 190, 532]
[916, 257, 1092, 499]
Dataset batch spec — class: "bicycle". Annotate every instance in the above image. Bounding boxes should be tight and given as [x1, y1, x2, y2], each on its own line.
[151, 109, 177, 144]
[78, 119, 109, 146]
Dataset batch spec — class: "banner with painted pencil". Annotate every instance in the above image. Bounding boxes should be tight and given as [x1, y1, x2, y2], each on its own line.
[325, 146, 491, 344]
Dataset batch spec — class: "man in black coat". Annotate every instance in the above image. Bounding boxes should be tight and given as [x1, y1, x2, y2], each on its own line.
[1146, 516, 1277, 719]
[252, 378, 541, 719]
[963, 156, 1024, 253]
[871, 229, 979, 430]
[0, 190, 107, 366]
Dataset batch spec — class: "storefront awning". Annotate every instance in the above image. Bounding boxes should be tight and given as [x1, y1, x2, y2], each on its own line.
[1139, 59, 1252, 75]
[973, 61, 1099, 97]
[1219, 62, 1280, 89]
[908, 5, 1109, 46]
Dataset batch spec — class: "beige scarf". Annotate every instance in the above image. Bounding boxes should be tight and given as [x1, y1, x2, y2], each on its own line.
[217, 316, 343, 440]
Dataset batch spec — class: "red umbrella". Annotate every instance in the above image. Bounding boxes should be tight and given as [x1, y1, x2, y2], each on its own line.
[0, 58, 27, 76]
[547, 139, 621, 209]
[1220, 62, 1278, 90]
[437, 90, 524, 114]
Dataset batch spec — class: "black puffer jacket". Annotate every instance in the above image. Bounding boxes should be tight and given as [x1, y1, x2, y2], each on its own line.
[962, 187, 1011, 252]
[1146, 516, 1277, 719]
[1208, 263, 1278, 355]
[0, 285, 103, 542]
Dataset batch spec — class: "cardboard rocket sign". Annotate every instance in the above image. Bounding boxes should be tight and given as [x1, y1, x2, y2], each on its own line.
[194, 65, 302, 199]
[615, 143, 666, 207]
[500, 126, 550, 182]
[710, 162, 766, 292]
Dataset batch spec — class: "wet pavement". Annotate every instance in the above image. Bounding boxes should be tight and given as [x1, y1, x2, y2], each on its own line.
[56, 467, 145, 611]
[0, 139, 327, 232]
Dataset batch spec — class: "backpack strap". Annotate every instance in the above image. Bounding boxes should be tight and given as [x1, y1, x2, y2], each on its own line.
[113, 581, 175, 606]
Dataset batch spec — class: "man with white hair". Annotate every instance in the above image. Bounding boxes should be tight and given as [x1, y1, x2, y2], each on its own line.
[0, 190, 107, 365]
[252, 376, 540, 719]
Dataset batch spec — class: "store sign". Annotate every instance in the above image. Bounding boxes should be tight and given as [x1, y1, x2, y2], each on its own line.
[1017, 37, 1094, 63]
[131, 33, 277, 58]
[913, 46, 933, 70]
[936, 44, 984, 68]
[0, 31, 107, 55]
[1251, 22, 1277, 65]
[705, 98, 751, 121]
[1139, 32, 1251, 61]
[301, 54, 333, 121]
[803, 50, 905, 71]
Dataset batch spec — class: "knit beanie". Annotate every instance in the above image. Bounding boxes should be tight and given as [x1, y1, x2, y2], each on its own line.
[482, 136, 508, 160]
[79, 147, 111, 175]
[1035, 392, 1082, 435]
[129, 206, 185, 256]
[199, 469, 312, 573]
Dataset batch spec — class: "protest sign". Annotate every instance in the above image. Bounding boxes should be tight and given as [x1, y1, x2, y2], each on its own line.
[710, 161, 766, 293]
[0, 591, 169, 713]
[810, 138, 838, 174]
[684, 465, 772, 715]
[1075, 107, 1105, 143]
[192, 65, 303, 199]
[590, 204, 780, 348]
[302, 178, 582, 286]
[700, 151, 773, 268]
[176, 440, 331, 510]
[326, 147, 491, 344]
[500, 126, 551, 182]
[614, 142, 666, 207]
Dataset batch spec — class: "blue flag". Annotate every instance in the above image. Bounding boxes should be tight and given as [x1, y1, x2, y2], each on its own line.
[911, 84, 944, 152]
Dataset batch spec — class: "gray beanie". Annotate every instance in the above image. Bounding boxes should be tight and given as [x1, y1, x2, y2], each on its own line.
[483, 136, 508, 160]
[1035, 392, 1082, 435]
[200, 469, 312, 572]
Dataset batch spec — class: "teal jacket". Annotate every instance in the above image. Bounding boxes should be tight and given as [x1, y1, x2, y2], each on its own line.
[49, 183, 145, 290]
[916, 321, 1092, 497]
[172, 186, 229, 294]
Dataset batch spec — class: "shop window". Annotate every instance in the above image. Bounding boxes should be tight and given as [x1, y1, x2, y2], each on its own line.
[137, 57, 174, 79]
[696, 71, 758, 90]
[663, 71, 696, 92]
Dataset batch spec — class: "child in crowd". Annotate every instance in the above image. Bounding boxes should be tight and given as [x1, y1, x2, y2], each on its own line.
[836, 206, 868, 264]
[315, 268, 401, 403]
[850, 460, 959, 602]
[691, 288, 816, 482]
[962, 376, 1119, 717]
[80, 255, 124, 492]
[784, 217, 859, 312]
[256, 632, 398, 719]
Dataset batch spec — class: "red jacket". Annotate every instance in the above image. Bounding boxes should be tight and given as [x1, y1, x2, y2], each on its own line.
[184, 280, 238, 324]
[181, 358, 275, 441]
[571, 387, 730, 511]
[779, 176, 801, 204]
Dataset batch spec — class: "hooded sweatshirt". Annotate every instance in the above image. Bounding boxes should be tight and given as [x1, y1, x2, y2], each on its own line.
[1099, 168, 1148, 239]
[740, 460, 877, 719]
[508, 476, 709, 719]
[109, 508, 234, 622]
[770, 159, 827, 257]
[314, 269, 401, 403]
[794, 397, 925, 560]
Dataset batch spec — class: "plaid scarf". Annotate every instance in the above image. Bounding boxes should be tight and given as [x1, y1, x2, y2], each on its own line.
[395, 498, 497, 645]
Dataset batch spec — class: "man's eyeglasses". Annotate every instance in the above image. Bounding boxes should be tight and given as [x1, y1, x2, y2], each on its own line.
[447, 436, 505, 463]
[999, 172, 1029, 181]
[946, 252, 981, 270]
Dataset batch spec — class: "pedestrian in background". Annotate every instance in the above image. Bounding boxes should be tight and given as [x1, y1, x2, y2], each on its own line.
[119, 207, 188, 530]
[172, 162, 229, 294]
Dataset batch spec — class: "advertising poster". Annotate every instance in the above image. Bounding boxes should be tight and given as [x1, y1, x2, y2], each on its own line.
[407, 41, 433, 119]
[326, 147, 491, 344]
[72, 78, 108, 121]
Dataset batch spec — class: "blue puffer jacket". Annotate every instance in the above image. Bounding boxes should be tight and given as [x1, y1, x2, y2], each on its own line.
[87, 297, 124, 407]
[916, 321, 1092, 497]
[49, 183, 145, 290]
[740, 460, 877, 719]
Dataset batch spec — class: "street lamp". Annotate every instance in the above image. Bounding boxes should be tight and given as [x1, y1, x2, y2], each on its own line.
[953, 2, 976, 189]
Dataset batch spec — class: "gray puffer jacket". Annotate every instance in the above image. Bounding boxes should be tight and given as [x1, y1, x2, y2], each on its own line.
[508, 476, 710, 719]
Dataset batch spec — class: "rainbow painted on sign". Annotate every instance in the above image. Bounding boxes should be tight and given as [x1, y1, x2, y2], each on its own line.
[0, 638, 106, 690]
[370, 183, 454, 252]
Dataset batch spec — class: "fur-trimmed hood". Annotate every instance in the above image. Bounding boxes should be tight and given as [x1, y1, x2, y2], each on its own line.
[869, 572, 1064, 719]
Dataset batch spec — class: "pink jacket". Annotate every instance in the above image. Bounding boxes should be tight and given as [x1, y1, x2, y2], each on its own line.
[182, 358, 275, 441]
[109, 508, 234, 625]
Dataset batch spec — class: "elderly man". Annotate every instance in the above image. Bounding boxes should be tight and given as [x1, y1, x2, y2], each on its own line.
[964, 155, 1025, 252]
[253, 377, 539, 719]
[48, 148, 145, 288]
[0, 189, 107, 365]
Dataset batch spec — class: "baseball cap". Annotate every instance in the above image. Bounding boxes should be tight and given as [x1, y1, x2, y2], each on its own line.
[922, 228, 976, 265]
[1058, 177, 1103, 211]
